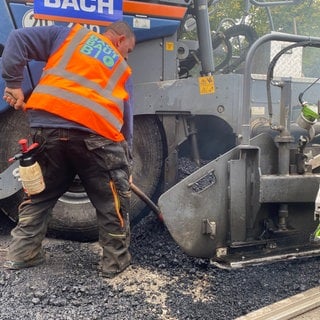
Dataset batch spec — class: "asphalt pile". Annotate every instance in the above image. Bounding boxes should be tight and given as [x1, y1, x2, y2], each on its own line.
[0, 210, 319, 320]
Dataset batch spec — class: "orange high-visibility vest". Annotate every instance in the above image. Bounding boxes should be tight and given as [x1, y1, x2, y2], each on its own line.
[26, 24, 132, 142]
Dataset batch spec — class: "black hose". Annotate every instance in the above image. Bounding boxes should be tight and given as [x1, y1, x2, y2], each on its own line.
[266, 40, 320, 118]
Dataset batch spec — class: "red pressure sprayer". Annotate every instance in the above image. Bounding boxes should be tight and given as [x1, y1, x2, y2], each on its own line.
[9, 139, 45, 195]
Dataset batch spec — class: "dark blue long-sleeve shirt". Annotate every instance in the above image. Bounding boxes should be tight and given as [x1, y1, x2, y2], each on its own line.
[2, 25, 134, 150]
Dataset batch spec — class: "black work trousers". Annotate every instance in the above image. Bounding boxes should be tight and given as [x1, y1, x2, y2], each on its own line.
[7, 128, 131, 274]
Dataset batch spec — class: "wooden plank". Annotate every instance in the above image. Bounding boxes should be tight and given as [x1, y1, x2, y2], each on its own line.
[236, 287, 320, 320]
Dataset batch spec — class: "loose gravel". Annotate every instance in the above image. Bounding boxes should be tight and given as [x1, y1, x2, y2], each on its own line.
[0, 210, 319, 320]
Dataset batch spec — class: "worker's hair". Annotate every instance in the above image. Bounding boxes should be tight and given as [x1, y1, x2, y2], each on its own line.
[106, 21, 135, 40]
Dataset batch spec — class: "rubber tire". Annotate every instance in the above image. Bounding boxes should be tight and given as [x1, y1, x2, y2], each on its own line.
[220, 24, 258, 74]
[0, 111, 165, 241]
[178, 24, 258, 77]
[48, 115, 165, 240]
[130, 115, 165, 224]
[0, 109, 29, 221]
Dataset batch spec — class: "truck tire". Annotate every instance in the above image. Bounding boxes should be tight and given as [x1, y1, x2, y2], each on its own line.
[49, 115, 165, 240]
[130, 115, 165, 224]
[179, 24, 258, 77]
[0, 110, 165, 240]
[0, 109, 29, 222]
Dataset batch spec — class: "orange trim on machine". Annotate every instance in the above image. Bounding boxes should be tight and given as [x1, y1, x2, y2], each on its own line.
[29, 0, 187, 21]
[123, 0, 187, 20]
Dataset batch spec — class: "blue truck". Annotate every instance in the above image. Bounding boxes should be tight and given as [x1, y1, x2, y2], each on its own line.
[1, 0, 320, 267]
[0, 0, 190, 240]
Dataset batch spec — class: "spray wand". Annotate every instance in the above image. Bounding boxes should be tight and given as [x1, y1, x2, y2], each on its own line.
[9, 139, 40, 162]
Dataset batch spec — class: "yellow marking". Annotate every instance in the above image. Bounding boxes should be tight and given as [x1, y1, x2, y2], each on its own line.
[198, 76, 215, 95]
[165, 42, 174, 51]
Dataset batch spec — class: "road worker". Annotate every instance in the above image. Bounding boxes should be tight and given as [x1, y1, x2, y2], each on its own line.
[2, 21, 135, 278]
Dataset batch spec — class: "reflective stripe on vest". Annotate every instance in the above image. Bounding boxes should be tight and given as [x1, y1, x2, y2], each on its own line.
[26, 24, 131, 141]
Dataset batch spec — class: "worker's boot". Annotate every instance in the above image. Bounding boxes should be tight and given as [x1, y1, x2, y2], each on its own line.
[3, 249, 45, 270]
[3, 200, 50, 270]
[101, 232, 131, 278]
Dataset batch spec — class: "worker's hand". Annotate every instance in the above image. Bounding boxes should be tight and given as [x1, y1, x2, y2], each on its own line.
[129, 175, 133, 185]
[3, 87, 25, 110]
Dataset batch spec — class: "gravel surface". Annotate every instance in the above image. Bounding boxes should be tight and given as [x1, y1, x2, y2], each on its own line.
[0, 210, 319, 320]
